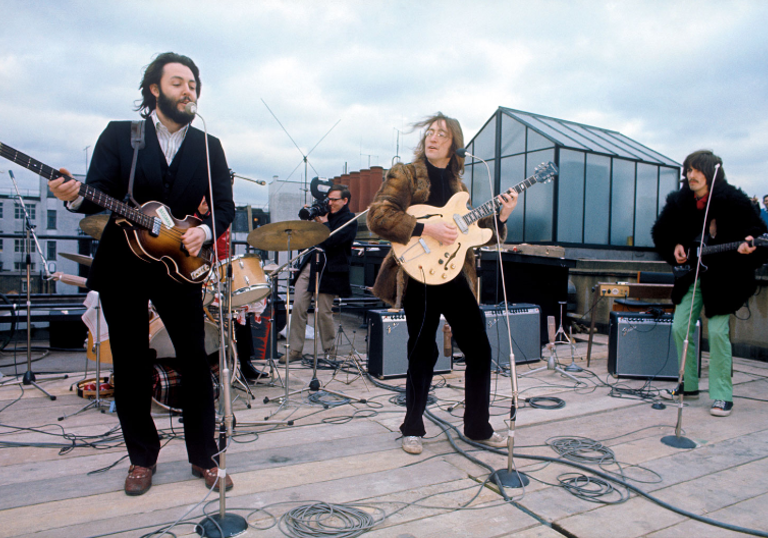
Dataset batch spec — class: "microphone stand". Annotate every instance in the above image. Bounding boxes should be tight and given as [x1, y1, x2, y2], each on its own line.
[660, 164, 721, 450]
[189, 105, 248, 538]
[461, 151, 529, 488]
[7, 170, 67, 400]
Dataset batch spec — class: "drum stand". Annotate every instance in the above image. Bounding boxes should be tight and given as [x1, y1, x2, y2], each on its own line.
[59, 293, 109, 420]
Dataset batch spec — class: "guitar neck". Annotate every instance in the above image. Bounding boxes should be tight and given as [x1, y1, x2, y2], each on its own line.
[0, 142, 152, 230]
[463, 175, 538, 226]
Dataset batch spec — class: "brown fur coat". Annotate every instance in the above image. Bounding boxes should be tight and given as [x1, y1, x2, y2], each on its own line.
[366, 159, 507, 306]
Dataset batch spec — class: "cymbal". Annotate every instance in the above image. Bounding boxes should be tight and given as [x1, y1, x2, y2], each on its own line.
[60, 252, 94, 267]
[247, 220, 329, 251]
[79, 214, 110, 240]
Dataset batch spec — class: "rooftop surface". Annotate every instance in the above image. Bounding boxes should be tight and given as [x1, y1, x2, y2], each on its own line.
[1, 311, 767, 538]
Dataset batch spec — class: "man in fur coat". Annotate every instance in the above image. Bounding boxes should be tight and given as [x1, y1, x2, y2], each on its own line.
[367, 113, 517, 454]
[652, 150, 767, 417]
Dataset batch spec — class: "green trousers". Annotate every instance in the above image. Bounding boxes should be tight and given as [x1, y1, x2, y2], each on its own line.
[671, 284, 733, 401]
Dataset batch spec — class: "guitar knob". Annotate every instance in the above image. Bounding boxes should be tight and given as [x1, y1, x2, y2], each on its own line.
[438, 259, 444, 265]
[449, 263, 455, 269]
[441, 274, 447, 279]
[444, 253, 450, 258]
[429, 269, 435, 275]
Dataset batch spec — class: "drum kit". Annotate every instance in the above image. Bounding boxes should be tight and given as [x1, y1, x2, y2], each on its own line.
[59, 213, 347, 415]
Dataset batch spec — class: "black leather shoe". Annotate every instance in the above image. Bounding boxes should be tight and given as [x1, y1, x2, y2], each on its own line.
[240, 361, 270, 383]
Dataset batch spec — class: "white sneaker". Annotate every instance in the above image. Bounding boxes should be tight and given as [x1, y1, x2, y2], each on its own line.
[402, 436, 423, 455]
[474, 432, 507, 448]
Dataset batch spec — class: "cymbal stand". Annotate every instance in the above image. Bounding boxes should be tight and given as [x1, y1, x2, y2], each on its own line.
[263, 232, 300, 414]
[59, 293, 109, 420]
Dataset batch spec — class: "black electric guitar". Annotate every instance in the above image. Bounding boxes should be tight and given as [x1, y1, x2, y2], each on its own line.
[391, 162, 557, 284]
[0, 142, 213, 284]
[673, 233, 768, 284]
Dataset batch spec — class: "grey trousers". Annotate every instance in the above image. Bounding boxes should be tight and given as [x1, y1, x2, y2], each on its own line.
[288, 264, 336, 358]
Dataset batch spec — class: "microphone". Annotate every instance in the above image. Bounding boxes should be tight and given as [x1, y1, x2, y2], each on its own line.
[455, 148, 468, 158]
[184, 101, 198, 115]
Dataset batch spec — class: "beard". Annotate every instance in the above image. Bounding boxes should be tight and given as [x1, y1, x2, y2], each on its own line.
[156, 88, 195, 126]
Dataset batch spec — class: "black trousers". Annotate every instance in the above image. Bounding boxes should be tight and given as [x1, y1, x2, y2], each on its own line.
[401, 276, 493, 440]
[99, 263, 218, 470]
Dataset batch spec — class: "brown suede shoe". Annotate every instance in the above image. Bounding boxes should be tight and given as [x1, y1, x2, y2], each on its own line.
[191, 464, 234, 491]
[125, 464, 156, 496]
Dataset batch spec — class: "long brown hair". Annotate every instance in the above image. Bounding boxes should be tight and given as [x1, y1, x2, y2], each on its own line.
[412, 112, 465, 177]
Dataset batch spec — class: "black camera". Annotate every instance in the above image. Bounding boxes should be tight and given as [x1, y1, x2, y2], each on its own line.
[298, 198, 329, 221]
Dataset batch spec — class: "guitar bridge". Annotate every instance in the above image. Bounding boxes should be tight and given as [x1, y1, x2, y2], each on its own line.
[396, 238, 431, 264]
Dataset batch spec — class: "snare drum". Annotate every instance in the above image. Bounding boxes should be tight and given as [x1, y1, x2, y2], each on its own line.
[149, 317, 219, 359]
[203, 254, 270, 307]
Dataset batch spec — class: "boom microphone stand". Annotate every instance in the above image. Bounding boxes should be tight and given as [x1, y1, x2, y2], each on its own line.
[7, 170, 67, 400]
[660, 164, 721, 450]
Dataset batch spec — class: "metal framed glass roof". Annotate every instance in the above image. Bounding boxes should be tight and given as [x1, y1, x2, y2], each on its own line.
[500, 107, 679, 167]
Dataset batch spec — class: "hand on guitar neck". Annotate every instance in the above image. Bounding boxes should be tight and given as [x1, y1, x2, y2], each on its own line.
[675, 235, 759, 264]
[49, 168, 206, 257]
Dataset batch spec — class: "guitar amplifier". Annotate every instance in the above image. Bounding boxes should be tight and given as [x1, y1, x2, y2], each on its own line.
[608, 312, 701, 380]
[481, 303, 541, 367]
[367, 309, 451, 379]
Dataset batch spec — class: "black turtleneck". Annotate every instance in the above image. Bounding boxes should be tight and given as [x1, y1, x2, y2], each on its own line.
[412, 159, 451, 237]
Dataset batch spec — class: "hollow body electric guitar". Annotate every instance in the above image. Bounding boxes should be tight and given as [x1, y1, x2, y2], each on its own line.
[673, 233, 768, 286]
[392, 162, 558, 285]
[0, 142, 213, 284]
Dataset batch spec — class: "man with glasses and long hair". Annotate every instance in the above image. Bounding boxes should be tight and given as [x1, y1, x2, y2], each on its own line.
[367, 112, 517, 455]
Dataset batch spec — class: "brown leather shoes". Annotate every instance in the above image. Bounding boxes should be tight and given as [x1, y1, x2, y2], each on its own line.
[124, 464, 156, 496]
[191, 464, 234, 491]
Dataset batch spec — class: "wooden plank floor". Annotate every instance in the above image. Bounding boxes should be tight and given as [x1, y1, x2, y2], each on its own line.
[1, 319, 767, 538]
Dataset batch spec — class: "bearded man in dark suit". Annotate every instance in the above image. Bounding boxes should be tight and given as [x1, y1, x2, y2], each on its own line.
[48, 52, 235, 495]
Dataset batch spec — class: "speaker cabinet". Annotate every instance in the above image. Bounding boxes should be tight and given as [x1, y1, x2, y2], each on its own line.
[608, 312, 701, 380]
[367, 309, 451, 379]
[481, 303, 541, 368]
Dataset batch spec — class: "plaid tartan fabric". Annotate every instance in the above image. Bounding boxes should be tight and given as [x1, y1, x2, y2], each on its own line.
[152, 358, 220, 409]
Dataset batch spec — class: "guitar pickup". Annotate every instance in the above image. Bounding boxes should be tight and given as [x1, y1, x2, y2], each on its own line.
[150, 216, 162, 237]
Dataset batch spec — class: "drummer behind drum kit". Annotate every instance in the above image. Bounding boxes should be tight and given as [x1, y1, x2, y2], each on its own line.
[60, 213, 353, 414]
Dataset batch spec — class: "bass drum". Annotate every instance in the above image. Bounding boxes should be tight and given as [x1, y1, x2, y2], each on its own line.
[149, 317, 219, 359]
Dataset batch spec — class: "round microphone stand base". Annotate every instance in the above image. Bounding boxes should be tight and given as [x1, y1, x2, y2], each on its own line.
[492, 469, 530, 489]
[661, 434, 696, 449]
[196, 512, 248, 538]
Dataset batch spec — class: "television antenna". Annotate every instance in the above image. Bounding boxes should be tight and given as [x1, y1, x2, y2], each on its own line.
[261, 99, 340, 205]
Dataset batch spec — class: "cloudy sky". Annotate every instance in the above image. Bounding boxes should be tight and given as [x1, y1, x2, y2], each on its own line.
[2, 0, 768, 209]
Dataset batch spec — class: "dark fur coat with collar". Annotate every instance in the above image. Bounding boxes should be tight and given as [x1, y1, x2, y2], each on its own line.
[651, 180, 768, 317]
[367, 159, 506, 306]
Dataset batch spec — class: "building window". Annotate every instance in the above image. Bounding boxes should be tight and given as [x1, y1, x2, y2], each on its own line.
[47, 241, 57, 261]
[47, 210, 57, 230]
[15, 203, 36, 220]
[14, 239, 25, 253]
[15, 262, 35, 272]
[0, 202, 3, 218]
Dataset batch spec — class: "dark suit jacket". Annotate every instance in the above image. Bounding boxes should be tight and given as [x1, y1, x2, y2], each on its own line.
[75, 119, 235, 291]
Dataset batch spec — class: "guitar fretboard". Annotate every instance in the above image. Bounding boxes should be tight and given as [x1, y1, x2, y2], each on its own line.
[463, 176, 540, 226]
[0, 142, 152, 230]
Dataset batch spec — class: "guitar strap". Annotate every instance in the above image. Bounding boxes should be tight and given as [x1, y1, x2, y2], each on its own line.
[126, 120, 146, 208]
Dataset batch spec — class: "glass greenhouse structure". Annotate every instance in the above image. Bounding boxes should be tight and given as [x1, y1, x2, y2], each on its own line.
[463, 107, 681, 248]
